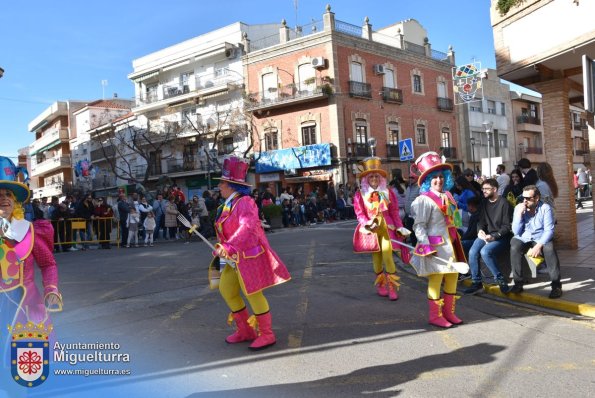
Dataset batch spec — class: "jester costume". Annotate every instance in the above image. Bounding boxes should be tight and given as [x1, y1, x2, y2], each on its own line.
[213, 157, 290, 350]
[410, 151, 465, 328]
[353, 157, 408, 301]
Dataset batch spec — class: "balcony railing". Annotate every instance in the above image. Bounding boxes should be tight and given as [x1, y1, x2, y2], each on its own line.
[31, 156, 71, 176]
[524, 146, 543, 154]
[441, 147, 457, 159]
[162, 84, 190, 99]
[246, 79, 330, 111]
[517, 115, 541, 125]
[386, 144, 399, 158]
[29, 128, 68, 155]
[90, 146, 116, 161]
[382, 87, 403, 104]
[574, 149, 589, 156]
[348, 81, 372, 99]
[437, 97, 454, 111]
[354, 143, 369, 157]
[92, 175, 117, 189]
[32, 183, 64, 199]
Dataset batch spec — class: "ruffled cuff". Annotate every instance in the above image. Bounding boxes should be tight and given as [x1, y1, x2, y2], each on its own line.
[414, 244, 437, 257]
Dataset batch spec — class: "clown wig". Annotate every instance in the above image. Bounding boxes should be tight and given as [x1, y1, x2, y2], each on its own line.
[419, 170, 454, 193]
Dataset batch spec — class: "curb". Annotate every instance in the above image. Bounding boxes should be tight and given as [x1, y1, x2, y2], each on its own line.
[395, 256, 595, 318]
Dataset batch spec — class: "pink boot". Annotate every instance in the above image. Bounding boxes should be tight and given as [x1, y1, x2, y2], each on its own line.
[387, 273, 400, 301]
[375, 272, 388, 297]
[249, 312, 276, 350]
[226, 308, 257, 344]
[442, 293, 463, 325]
[428, 299, 452, 328]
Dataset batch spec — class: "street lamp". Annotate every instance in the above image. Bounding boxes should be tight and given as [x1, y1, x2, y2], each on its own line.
[469, 137, 476, 171]
[482, 121, 493, 177]
[367, 137, 377, 157]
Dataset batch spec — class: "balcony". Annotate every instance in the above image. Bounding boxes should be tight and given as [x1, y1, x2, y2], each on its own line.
[516, 115, 542, 133]
[574, 149, 589, 156]
[382, 87, 403, 104]
[163, 84, 190, 99]
[386, 144, 399, 158]
[524, 146, 543, 155]
[437, 97, 454, 112]
[29, 128, 68, 155]
[31, 156, 70, 177]
[246, 79, 331, 112]
[90, 146, 116, 162]
[348, 81, 372, 99]
[92, 175, 117, 190]
[441, 147, 457, 159]
[32, 183, 64, 199]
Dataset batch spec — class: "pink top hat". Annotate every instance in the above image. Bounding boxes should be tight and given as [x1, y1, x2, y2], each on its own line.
[217, 156, 251, 186]
[414, 151, 452, 186]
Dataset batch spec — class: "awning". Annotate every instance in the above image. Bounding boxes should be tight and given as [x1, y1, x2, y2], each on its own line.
[284, 173, 332, 183]
[29, 139, 60, 156]
[130, 70, 159, 83]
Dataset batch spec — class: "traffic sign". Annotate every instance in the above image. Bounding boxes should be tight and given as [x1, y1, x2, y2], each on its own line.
[398, 138, 414, 161]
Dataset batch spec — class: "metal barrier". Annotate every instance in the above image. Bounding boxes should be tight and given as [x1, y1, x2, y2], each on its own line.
[51, 217, 120, 250]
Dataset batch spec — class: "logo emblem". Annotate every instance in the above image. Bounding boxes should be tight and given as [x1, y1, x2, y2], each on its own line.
[9, 321, 52, 388]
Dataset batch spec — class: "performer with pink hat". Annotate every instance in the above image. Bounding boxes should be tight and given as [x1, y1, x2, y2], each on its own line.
[212, 156, 291, 350]
[352, 156, 409, 301]
[409, 152, 465, 328]
[0, 156, 62, 361]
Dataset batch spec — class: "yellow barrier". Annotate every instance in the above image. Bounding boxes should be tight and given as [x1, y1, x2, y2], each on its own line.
[51, 217, 120, 249]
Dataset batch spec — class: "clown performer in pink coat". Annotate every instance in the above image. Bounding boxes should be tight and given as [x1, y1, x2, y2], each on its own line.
[353, 157, 410, 301]
[409, 152, 466, 328]
[0, 156, 63, 362]
[212, 156, 291, 350]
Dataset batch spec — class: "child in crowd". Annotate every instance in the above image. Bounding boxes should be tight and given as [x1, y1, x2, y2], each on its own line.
[126, 207, 140, 248]
[144, 211, 156, 247]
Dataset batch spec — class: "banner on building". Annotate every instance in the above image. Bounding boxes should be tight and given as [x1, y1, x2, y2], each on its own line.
[255, 143, 332, 173]
[452, 62, 483, 105]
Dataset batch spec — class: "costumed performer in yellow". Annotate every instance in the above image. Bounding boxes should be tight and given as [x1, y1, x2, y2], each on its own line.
[409, 152, 465, 328]
[353, 156, 410, 301]
[212, 156, 291, 350]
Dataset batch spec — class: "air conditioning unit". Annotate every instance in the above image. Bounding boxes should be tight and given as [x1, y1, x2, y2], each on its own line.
[373, 64, 386, 75]
[311, 57, 326, 69]
[225, 47, 238, 59]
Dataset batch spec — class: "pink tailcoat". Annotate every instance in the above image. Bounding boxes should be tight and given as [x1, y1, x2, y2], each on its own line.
[353, 189, 405, 253]
[215, 196, 291, 295]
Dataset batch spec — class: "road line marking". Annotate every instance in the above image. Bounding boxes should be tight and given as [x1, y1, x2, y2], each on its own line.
[287, 240, 315, 349]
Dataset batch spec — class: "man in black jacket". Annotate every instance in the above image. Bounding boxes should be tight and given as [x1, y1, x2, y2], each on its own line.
[518, 158, 538, 187]
[117, 193, 130, 246]
[463, 178, 512, 295]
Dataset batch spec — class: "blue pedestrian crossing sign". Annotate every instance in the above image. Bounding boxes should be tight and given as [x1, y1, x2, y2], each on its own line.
[398, 138, 414, 161]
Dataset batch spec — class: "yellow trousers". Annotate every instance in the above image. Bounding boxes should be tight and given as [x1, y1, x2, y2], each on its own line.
[427, 273, 458, 300]
[372, 218, 396, 275]
[219, 264, 269, 315]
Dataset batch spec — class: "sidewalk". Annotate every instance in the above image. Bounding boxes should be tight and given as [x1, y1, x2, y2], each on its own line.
[399, 199, 595, 318]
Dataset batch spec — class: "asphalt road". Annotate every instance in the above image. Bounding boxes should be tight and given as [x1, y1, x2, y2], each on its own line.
[18, 221, 595, 398]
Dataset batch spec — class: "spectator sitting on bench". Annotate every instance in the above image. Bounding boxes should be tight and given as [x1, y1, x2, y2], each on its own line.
[508, 185, 562, 299]
[463, 178, 512, 295]
[458, 195, 481, 281]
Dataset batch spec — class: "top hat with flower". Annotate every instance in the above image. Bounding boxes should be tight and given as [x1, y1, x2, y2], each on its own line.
[414, 151, 452, 186]
[0, 156, 30, 203]
[357, 156, 387, 179]
[216, 156, 252, 186]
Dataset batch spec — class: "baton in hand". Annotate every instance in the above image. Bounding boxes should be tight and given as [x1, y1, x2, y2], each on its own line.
[390, 238, 470, 274]
[177, 214, 217, 251]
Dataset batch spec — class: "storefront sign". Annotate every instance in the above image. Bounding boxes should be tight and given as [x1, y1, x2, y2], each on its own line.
[259, 173, 281, 182]
[255, 143, 332, 173]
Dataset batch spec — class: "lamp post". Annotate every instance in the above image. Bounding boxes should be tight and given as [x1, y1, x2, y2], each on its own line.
[367, 137, 377, 157]
[470, 137, 476, 171]
[482, 121, 493, 177]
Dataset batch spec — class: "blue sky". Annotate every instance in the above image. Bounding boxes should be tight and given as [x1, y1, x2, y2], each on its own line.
[0, 0, 502, 159]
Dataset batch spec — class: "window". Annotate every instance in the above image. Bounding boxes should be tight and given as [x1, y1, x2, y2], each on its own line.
[437, 81, 447, 98]
[302, 125, 316, 146]
[355, 122, 367, 145]
[441, 128, 450, 148]
[146, 84, 158, 102]
[181, 107, 197, 126]
[262, 72, 276, 100]
[470, 103, 482, 112]
[149, 151, 162, 175]
[298, 63, 316, 92]
[183, 144, 197, 171]
[384, 69, 395, 88]
[499, 134, 508, 148]
[487, 100, 496, 114]
[219, 137, 234, 154]
[180, 72, 193, 92]
[416, 124, 426, 144]
[500, 102, 506, 116]
[350, 62, 364, 82]
[264, 129, 278, 151]
[529, 103, 538, 118]
[388, 122, 399, 145]
[413, 74, 422, 93]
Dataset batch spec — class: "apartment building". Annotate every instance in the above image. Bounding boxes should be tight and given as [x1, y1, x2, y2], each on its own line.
[510, 92, 545, 166]
[569, 105, 590, 169]
[126, 21, 280, 196]
[27, 100, 89, 199]
[245, 5, 458, 193]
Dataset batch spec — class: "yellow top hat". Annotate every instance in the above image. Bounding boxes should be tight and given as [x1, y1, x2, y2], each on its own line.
[357, 157, 387, 179]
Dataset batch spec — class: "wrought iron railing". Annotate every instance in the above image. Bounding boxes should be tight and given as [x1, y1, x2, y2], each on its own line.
[516, 115, 541, 125]
[437, 97, 454, 111]
[348, 81, 372, 98]
[382, 87, 403, 104]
